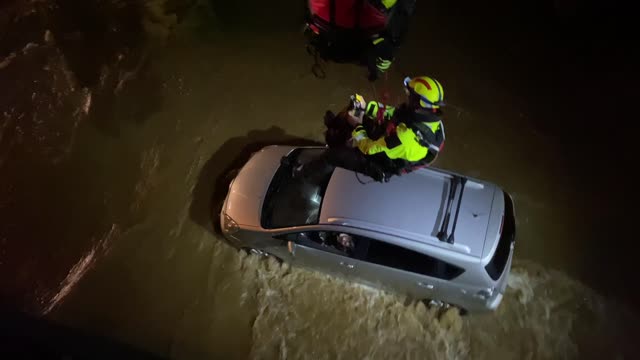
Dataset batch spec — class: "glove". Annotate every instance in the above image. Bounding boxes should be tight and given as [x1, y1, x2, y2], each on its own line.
[350, 94, 366, 113]
[348, 95, 367, 123]
[376, 57, 392, 72]
[352, 126, 367, 141]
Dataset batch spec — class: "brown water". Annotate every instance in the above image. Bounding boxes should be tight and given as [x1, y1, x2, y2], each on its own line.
[1, 0, 637, 358]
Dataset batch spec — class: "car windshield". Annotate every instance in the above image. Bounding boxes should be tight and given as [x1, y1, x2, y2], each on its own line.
[261, 148, 333, 229]
[485, 192, 516, 280]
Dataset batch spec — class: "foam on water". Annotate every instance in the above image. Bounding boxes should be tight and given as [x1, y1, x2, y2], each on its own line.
[191, 247, 637, 360]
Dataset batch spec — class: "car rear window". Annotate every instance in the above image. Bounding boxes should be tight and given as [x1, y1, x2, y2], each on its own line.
[485, 192, 516, 280]
[365, 239, 464, 280]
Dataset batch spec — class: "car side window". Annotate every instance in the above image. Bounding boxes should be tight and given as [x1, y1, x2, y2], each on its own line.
[364, 239, 464, 280]
[275, 231, 357, 258]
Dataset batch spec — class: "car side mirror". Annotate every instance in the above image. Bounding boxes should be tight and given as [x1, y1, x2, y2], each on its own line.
[287, 241, 296, 255]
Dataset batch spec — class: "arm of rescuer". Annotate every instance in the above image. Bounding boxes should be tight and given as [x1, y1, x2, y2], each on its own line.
[352, 124, 388, 155]
[352, 123, 429, 161]
[350, 93, 396, 133]
[347, 94, 367, 124]
[349, 95, 397, 151]
[347, 94, 384, 151]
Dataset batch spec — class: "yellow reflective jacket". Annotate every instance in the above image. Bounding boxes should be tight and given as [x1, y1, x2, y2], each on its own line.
[352, 123, 427, 162]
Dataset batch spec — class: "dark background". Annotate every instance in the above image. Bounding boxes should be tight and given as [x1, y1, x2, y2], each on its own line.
[429, 0, 636, 305]
[1, 1, 637, 354]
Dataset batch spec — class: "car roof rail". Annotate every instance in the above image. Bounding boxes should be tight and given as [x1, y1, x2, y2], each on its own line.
[437, 175, 466, 244]
[446, 178, 467, 244]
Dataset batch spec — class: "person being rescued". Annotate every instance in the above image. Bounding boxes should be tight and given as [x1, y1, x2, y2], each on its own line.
[305, 0, 416, 80]
[293, 75, 446, 183]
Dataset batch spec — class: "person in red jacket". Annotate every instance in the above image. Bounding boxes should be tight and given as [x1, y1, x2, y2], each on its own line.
[305, 0, 416, 81]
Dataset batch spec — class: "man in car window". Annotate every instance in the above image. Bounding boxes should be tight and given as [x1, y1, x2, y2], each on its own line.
[336, 233, 355, 255]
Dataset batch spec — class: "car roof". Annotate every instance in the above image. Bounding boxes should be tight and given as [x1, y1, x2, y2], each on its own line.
[318, 167, 494, 257]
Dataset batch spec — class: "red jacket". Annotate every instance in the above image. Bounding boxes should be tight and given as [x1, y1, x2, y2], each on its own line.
[309, 0, 387, 32]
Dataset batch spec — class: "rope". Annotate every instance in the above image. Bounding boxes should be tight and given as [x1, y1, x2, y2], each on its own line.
[382, 71, 391, 103]
[370, 81, 378, 100]
[307, 44, 327, 79]
[370, 71, 391, 103]
[444, 103, 468, 123]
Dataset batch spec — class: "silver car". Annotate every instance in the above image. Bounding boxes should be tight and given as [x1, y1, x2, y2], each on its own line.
[219, 146, 516, 314]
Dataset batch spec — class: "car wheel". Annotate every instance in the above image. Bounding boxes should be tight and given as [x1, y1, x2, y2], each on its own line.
[242, 247, 283, 263]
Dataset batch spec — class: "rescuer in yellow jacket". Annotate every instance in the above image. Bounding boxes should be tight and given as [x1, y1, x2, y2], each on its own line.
[292, 75, 445, 182]
[349, 75, 446, 171]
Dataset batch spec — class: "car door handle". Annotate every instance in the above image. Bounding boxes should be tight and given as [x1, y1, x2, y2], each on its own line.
[339, 261, 355, 269]
[417, 282, 434, 289]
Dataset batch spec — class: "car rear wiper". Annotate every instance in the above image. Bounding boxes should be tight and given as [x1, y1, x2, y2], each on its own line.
[437, 176, 466, 244]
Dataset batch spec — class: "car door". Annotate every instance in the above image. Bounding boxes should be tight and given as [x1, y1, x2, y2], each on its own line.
[276, 231, 356, 280]
[344, 235, 447, 302]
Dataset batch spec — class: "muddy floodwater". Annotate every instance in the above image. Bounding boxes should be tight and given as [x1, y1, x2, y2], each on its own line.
[1, 0, 637, 359]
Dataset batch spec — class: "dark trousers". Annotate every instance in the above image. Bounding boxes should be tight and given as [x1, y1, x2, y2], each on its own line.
[307, 28, 395, 80]
[366, 37, 395, 80]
